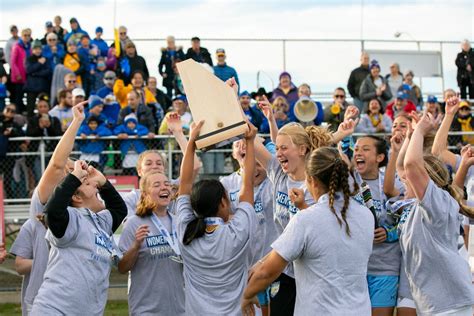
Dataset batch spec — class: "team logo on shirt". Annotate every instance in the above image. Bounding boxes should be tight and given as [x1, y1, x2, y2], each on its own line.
[145, 235, 175, 259]
[254, 200, 265, 225]
[229, 191, 239, 202]
[276, 191, 299, 214]
[90, 234, 112, 265]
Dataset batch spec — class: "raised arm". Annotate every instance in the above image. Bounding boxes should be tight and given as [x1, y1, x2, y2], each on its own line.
[432, 96, 459, 169]
[239, 124, 257, 205]
[404, 113, 436, 200]
[258, 96, 278, 143]
[37, 102, 87, 204]
[454, 145, 474, 190]
[332, 117, 359, 144]
[384, 132, 405, 198]
[178, 121, 204, 196]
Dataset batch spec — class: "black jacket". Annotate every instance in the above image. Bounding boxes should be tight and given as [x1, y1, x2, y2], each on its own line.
[118, 104, 156, 133]
[158, 47, 185, 88]
[185, 47, 213, 66]
[26, 114, 62, 151]
[24, 55, 52, 93]
[455, 48, 474, 85]
[449, 114, 474, 147]
[347, 65, 370, 98]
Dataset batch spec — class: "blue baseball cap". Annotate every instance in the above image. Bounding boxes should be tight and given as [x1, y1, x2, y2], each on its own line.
[396, 91, 408, 100]
[427, 95, 438, 103]
[88, 96, 103, 109]
[173, 94, 187, 103]
[401, 83, 412, 91]
[96, 26, 103, 33]
[239, 90, 251, 98]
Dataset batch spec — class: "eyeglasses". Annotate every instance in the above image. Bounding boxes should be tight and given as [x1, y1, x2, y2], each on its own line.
[104, 77, 115, 80]
[5, 108, 16, 113]
[68, 80, 76, 84]
[120, 32, 126, 35]
[334, 95, 345, 98]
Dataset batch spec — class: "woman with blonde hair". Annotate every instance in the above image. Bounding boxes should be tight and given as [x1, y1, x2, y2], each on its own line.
[118, 171, 185, 315]
[242, 147, 374, 315]
[401, 110, 474, 315]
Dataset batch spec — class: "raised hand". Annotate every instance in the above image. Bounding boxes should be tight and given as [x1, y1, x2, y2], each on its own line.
[133, 225, 150, 250]
[344, 105, 359, 121]
[189, 120, 205, 142]
[257, 95, 273, 120]
[289, 188, 306, 210]
[167, 112, 183, 135]
[390, 131, 405, 153]
[445, 96, 460, 116]
[416, 112, 436, 136]
[337, 118, 359, 138]
[225, 77, 239, 96]
[87, 165, 107, 188]
[72, 101, 88, 122]
[71, 160, 89, 182]
[244, 122, 258, 140]
[460, 145, 474, 167]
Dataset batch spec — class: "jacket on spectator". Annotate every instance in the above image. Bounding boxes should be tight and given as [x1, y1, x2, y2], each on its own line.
[119, 54, 149, 85]
[24, 55, 52, 93]
[63, 27, 89, 45]
[259, 115, 292, 134]
[242, 105, 264, 130]
[113, 121, 148, 155]
[10, 39, 31, 84]
[0, 114, 24, 157]
[398, 84, 423, 109]
[271, 84, 299, 106]
[455, 48, 474, 85]
[26, 114, 62, 151]
[101, 102, 121, 129]
[42, 44, 65, 71]
[323, 102, 348, 132]
[118, 104, 156, 133]
[96, 86, 113, 99]
[63, 52, 86, 86]
[355, 113, 393, 134]
[4, 36, 19, 65]
[185, 47, 213, 66]
[150, 88, 172, 112]
[90, 38, 109, 57]
[106, 47, 118, 71]
[158, 47, 185, 89]
[347, 65, 370, 98]
[213, 63, 239, 88]
[385, 100, 417, 120]
[113, 79, 157, 108]
[449, 113, 474, 147]
[359, 75, 392, 111]
[77, 123, 112, 154]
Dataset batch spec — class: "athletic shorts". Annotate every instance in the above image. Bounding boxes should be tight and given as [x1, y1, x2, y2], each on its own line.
[367, 275, 399, 307]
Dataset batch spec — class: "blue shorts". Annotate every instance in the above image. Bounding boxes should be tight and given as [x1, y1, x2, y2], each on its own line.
[257, 287, 270, 306]
[367, 275, 399, 307]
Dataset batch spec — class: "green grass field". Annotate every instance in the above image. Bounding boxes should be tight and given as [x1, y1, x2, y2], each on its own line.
[0, 301, 129, 316]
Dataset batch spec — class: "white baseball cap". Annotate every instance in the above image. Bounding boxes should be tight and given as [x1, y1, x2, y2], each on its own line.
[72, 88, 85, 98]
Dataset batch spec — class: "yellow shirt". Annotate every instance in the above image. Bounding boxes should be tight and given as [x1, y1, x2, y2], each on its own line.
[113, 79, 157, 108]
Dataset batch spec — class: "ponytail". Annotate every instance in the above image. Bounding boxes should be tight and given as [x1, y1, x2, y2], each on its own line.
[183, 217, 207, 245]
[305, 125, 333, 153]
[448, 184, 474, 218]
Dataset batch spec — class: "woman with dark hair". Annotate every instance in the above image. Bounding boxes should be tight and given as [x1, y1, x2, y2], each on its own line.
[242, 147, 374, 315]
[175, 120, 258, 315]
[359, 60, 392, 112]
[356, 98, 393, 134]
[118, 171, 185, 315]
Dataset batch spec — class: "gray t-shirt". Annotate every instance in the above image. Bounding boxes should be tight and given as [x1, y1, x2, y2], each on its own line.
[176, 195, 257, 316]
[354, 170, 403, 276]
[119, 214, 185, 316]
[272, 193, 374, 315]
[455, 154, 474, 201]
[399, 180, 474, 314]
[31, 208, 114, 316]
[220, 171, 279, 262]
[266, 157, 315, 277]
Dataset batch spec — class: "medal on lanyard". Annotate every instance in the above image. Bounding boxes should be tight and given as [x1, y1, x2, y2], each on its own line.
[88, 210, 123, 267]
[150, 213, 183, 264]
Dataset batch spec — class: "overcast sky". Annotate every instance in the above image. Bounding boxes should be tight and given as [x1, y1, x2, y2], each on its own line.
[1, 0, 473, 95]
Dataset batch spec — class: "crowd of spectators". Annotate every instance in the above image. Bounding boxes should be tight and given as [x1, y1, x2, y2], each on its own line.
[0, 16, 473, 199]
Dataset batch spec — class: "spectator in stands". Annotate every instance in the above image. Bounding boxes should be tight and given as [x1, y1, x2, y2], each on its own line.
[158, 36, 185, 98]
[450, 100, 474, 148]
[440, 88, 456, 113]
[456, 39, 474, 100]
[425, 95, 442, 120]
[294, 83, 324, 125]
[102, 95, 121, 129]
[40, 21, 55, 45]
[172, 58, 185, 95]
[359, 60, 392, 111]
[91, 27, 109, 57]
[63, 17, 89, 45]
[10, 28, 32, 114]
[114, 113, 149, 175]
[78, 35, 99, 90]
[259, 96, 292, 133]
[356, 98, 392, 134]
[324, 87, 350, 132]
[24, 40, 51, 118]
[385, 91, 416, 120]
[85, 95, 108, 125]
[111, 25, 130, 58]
[72, 87, 86, 106]
[185, 37, 213, 66]
[63, 73, 77, 92]
[5, 25, 19, 65]
[148, 76, 171, 112]
[240, 90, 263, 129]
[78, 116, 112, 170]
[385, 62, 403, 101]
[49, 89, 73, 132]
[114, 70, 156, 108]
[42, 33, 66, 72]
[159, 95, 192, 134]
[118, 40, 149, 86]
[90, 56, 107, 94]
[118, 90, 156, 135]
[250, 87, 272, 104]
[63, 40, 86, 87]
[0, 58, 8, 112]
[53, 15, 67, 45]
[96, 70, 116, 98]
[347, 51, 370, 111]
[213, 48, 239, 90]
[271, 72, 298, 106]
[399, 70, 423, 109]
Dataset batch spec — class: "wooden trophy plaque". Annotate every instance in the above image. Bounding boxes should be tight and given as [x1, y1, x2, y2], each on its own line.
[176, 59, 249, 151]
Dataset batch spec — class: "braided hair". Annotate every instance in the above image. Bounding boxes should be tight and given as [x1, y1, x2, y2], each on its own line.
[306, 147, 359, 236]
